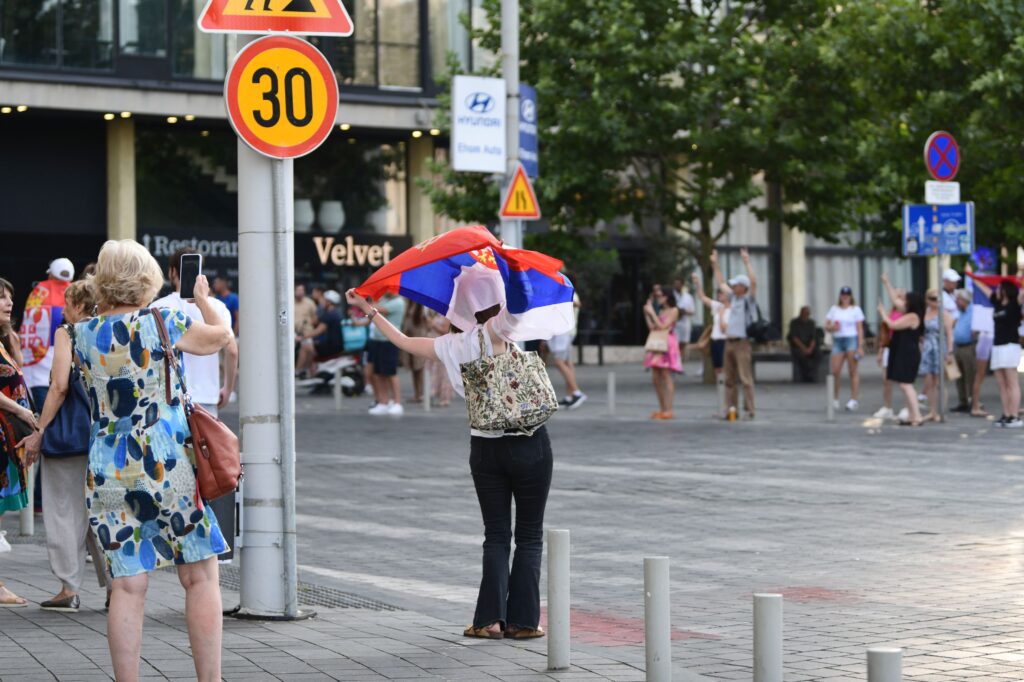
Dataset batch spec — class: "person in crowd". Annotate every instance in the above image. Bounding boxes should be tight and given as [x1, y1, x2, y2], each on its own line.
[643, 286, 681, 420]
[969, 273, 993, 418]
[878, 291, 925, 426]
[73, 240, 233, 681]
[296, 290, 344, 378]
[788, 306, 820, 383]
[873, 274, 906, 420]
[425, 309, 454, 407]
[919, 289, 955, 422]
[345, 282, 564, 641]
[692, 273, 729, 380]
[0, 276, 33, 607]
[156, 250, 238, 412]
[941, 269, 961, 320]
[826, 286, 865, 411]
[294, 283, 319, 339]
[951, 289, 977, 413]
[213, 276, 240, 337]
[712, 248, 758, 420]
[366, 293, 406, 416]
[402, 302, 430, 403]
[548, 292, 586, 410]
[18, 280, 98, 612]
[310, 286, 326, 314]
[672, 278, 696, 359]
[971, 278, 1023, 427]
[20, 258, 75, 416]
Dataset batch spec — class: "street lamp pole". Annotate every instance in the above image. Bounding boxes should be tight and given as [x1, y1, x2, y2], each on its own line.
[500, 0, 522, 248]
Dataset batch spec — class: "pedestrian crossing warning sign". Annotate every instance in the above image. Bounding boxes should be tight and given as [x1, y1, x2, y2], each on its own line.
[198, 0, 353, 36]
[499, 163, 541, 220]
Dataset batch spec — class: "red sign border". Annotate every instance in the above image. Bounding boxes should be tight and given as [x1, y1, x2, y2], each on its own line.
[923, 130, 960, 182]
[198, 0, 353, 36]
[499, 163, 542, 220]
[225, 35, 339, 160]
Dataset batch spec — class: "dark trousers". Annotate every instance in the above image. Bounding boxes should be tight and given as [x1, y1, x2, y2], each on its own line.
[469, 426, 553, 630]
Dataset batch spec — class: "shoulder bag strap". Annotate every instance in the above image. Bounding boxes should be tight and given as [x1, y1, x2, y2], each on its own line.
[476, 328, 487, 358]
[149, 308, 191, 408]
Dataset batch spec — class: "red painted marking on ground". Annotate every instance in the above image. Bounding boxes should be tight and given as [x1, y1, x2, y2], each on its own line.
[770, 586, 859, 604]
[540, 608, 721, 647]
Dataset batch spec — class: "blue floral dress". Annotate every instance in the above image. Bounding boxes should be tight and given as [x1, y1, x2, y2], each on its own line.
[74, 308, 226, 578]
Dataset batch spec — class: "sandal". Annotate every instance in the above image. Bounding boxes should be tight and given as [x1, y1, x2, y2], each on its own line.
[899, 420, 924, 427]
[505, 626, 545, 640]
[0, 584, 27, 608]
[649, 411, 663, 419]
[463, 624, 503, 639]
[655, 412, 674, 420]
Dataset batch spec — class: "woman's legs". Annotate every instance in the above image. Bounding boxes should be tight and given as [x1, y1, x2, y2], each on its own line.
[994, 369, 1009, 416]
[470, 438, 513, 630]
[661, 369, 675, 414]
[177, 558, 222, 682]
[882, 379, 893, 409]
[1007, 368, 1021, 416]
[830, 353, 844, 400]
[847, 352, 860, 401]
[923, 373, 938, 419]
[108, 573, 149, 682]
[972, 358, 989, 415]
[41, 456, 88, 600]
[411, 367, 423, 401]
[898, 383, 922, 423]
[506, 429, 553, 630]
[651, 368, 667, 413]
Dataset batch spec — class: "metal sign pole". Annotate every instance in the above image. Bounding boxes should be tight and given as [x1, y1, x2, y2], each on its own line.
[500, 0, 522, 248]
[936, 256, 946, 423]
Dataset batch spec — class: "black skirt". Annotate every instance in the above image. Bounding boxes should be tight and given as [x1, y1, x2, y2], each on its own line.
[886, 327, 921, 384]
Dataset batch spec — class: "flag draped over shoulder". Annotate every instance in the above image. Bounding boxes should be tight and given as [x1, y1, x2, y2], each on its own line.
[19, 279, 70, 388]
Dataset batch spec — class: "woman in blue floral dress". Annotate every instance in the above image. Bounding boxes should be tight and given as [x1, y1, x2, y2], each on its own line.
[74, 241, 233, 682]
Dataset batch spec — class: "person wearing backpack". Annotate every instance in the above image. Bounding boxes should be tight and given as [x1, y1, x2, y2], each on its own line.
[711, 248, 758, 420]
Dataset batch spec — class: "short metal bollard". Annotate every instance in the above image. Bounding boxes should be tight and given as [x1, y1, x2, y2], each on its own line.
[753, 593, 783, 682]
[716, 376, 726, 419]
[547, 529, 570, 671]
[19, 461, 36, 536]
[333, 366, 343, 412]
[607, 371, 616, 415]
[867, 648, 902, 682]
[826, 374, 835, 422]
[644, 556, 671, 682]
[423, 364, 431, 413]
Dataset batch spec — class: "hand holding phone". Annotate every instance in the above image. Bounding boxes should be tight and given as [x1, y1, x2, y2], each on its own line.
[178, 254, 203, 301]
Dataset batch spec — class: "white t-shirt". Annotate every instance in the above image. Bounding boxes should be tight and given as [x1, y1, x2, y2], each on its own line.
[151, 292, 232, 406]
[971, 305, 994, 335]
[942, 289, 960, 320]
[710, 301, 727, 340]
[826, 305, 865, 339]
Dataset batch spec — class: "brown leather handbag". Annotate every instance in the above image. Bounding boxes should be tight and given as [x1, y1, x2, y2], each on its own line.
[151, 308, 241, 501]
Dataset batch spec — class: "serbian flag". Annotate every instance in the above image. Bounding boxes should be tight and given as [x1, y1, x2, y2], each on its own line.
[966, 271, 1022, 306]
[19, 279, 70, 389]
[356, 225, 575, 336]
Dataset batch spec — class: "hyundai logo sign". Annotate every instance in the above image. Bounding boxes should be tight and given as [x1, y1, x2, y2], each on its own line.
[465, 92, 496, 114]
[520, 99, 536, 124]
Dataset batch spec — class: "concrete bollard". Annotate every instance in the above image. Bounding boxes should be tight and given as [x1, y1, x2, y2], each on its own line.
[644, 556, 671, 682]
[547, 529, 570, 671]
[867, 648, 902, 682]
[753, 593, 783, 682]
[423, 364, 431, 413]
[826, 374, 835, 422]
[607, 371, 616, 415]
[333, 366, 343, 412]
[19, 461, 35, 536]
[716, 376, 726, 419]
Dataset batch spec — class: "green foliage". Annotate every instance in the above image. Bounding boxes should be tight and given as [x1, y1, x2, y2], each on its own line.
[523, 232, 621, 311]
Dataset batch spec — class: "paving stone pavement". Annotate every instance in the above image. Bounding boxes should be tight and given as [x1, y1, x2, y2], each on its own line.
[2, 360, 1023, 680]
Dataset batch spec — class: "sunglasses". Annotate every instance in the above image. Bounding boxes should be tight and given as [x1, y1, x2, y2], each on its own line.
[927, 296, 938, 301]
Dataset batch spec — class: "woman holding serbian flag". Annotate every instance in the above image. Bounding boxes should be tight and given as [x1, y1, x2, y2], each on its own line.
[347, 226, 574, 640]
[968, 272, 1024, 428]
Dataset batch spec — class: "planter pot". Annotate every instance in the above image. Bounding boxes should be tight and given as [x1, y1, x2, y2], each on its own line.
[294, 198, 315, 233]
[318, 200, 345, 234]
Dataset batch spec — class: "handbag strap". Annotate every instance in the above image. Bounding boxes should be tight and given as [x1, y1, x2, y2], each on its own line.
[149, 308, 192, 410]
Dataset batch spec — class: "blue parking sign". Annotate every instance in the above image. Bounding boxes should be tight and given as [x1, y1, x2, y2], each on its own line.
[519, 84, 539, 178]
[902, 202, 974, 257]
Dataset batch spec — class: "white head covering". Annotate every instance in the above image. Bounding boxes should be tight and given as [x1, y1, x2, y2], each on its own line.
[446, 265, 505, 331]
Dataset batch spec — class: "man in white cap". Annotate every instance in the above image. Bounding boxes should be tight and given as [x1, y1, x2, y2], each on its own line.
[712, 247, 758, 420]
[942, 268, 961, 320]
[20, 258, 75, 410]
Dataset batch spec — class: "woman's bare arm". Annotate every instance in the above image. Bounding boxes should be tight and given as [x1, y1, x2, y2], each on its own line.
[884, 313, 920, 331]
[346, 290, 437, 359]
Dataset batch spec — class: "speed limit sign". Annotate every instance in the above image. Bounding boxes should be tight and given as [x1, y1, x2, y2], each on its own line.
[225, 35, 338, 159]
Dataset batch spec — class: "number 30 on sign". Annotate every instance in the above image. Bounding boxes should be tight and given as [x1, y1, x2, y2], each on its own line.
[226, 35, 338, 159]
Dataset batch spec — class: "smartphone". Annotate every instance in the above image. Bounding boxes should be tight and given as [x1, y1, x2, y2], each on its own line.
[178, 254, 203, 300]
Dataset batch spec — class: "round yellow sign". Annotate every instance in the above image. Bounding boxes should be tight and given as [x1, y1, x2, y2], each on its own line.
[226, 36, 338, 159]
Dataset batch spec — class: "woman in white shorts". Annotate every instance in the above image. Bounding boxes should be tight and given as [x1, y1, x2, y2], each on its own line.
[974, 279, 1023, 427]
[825, 287, 865, 411]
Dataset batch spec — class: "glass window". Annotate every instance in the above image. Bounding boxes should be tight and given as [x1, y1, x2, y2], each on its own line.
[0, 0, 59, 67]
[119, 0, 167, 56]
[428, 0, 468, 80]
[378, 0, 419, 88]
[63, 0, 114, 69]
[171, 0, 226, 78]
[310, 0, 376, 86]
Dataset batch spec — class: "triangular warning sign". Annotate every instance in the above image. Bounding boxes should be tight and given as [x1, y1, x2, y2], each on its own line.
[198, 0, 353, 35]
[499, 163, 541, 220]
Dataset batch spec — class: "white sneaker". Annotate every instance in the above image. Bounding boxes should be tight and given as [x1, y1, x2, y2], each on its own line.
[918, 393, 927, 403]
[832, 399, 840, 410]
[387, 402, 404, 417]
[1005, 417, 1023, 429]
[368, 402, 389, 416]
[897, 407, 910, 422]
[0, 531, 10, 554]
[846, 399, 859, 411]
[873, 407, 895, 419]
